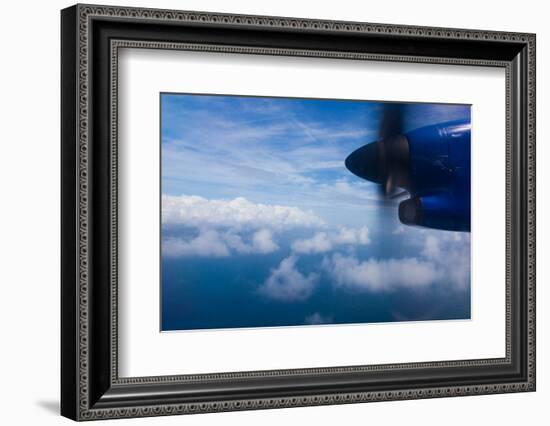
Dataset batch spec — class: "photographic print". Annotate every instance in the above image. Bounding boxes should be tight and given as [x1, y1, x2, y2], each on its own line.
[160, 93, 471, 331]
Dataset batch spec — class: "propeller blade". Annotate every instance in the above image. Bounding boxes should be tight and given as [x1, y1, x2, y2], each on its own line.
[389, 190, 409, 200]
[384, 174, 394, 195]
[379, 103, 404, 140]
[378, 104, 408, 196]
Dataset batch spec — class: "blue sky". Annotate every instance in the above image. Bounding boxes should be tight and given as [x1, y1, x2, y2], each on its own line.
[160, 93, 471, 331]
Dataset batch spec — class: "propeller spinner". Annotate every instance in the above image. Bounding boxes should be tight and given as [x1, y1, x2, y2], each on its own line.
[345, 104, 411, 196]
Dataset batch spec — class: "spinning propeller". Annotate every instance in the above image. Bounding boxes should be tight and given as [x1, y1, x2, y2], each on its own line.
[345, 104, 411, 198]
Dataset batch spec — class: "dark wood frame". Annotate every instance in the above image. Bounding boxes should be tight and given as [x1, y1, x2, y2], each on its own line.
[61, 3, 536, 421]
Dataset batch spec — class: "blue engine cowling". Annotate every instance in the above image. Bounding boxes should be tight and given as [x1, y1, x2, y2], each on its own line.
[400, 119, 471, 232]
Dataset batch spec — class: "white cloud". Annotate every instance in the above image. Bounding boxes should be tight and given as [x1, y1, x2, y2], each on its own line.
[304, 312, 334, 325]
[291, 232, 333, 254]
[259, 256, 319, 301]
[161, 195, 326, 257]
[392, 226, 406, 235]
[316, 180, 382, 204]
[323, 230, 470, 292]
[251, 229, 279, 254]
[333, 226, 370, 245]
[421, 235, 440, 259]
[163, 230, 231, 258]
[324, 254, 441, 292]
[291, 226, 369, 254]
[162, 195, 324, 231]
[223, 228, 279, 255]
[420, 232, 470, 290]
[163, 228, 279, 258]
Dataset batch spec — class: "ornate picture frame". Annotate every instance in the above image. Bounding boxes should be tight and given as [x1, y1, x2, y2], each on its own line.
[61, 4, 535, 421]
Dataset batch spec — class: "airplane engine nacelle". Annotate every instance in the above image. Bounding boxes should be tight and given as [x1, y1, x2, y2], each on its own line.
[406, 120, 470, 195]
[399, 193, 470, 232]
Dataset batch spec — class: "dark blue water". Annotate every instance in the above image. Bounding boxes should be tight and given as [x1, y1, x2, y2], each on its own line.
[161, 239, 471, 331]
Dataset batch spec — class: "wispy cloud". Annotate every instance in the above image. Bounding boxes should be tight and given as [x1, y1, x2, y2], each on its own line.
[161, 93, 387, 215]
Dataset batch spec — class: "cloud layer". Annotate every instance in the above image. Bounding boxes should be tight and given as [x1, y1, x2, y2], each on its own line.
[322, 231, 470, 293]
[163, 228, 279, 257]
[162, 195, 470, 299]
[162, 195, 328, 257]
[324, 254, 441, 292]
[162, 195, 325, 231]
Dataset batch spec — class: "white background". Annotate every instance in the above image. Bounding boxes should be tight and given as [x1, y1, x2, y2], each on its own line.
[0, 0, 547, 425]
[119, 49, 505, 376]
